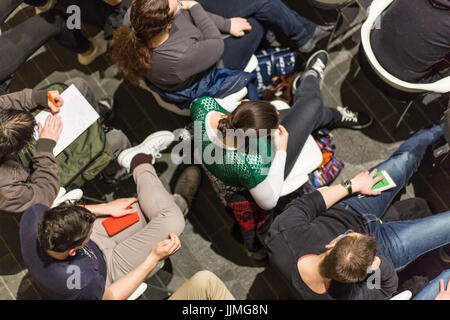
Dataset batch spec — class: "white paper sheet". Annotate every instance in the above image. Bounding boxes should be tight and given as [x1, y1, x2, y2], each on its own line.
[33, 84, 100, 156]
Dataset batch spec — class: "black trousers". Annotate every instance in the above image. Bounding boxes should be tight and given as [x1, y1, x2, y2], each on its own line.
[279, 75, 340, 178]
[0, 0, 90, 83]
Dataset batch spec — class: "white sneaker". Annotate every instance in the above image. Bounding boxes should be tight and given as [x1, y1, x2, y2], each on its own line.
[118, 131, 175, 170]
[78, 32, 108, 66]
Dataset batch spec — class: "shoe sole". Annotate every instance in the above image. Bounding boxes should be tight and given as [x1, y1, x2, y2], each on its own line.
[337, 115, 374, 130]
[118, 131, 175, 167]
[350, 115, 374, 130]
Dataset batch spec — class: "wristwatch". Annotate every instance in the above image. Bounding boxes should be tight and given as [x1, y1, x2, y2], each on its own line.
[342, 179, 353, 196]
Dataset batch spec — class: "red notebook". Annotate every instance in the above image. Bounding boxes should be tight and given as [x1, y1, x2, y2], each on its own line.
[102, 207, 140, 236]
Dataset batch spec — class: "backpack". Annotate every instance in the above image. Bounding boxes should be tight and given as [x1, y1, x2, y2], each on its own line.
[254, 47, 297, 93]
[18, 83, 114, 188]
[296, 129, 344, 197]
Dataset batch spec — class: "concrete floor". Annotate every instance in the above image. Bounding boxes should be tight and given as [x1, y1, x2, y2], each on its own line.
[0, 1, 448, 300]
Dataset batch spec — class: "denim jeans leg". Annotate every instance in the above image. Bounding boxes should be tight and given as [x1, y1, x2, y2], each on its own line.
[372, 211, 450, 271]
[413, 269, 450, 300]
[341, 124, 444, 222]
[197, 0, 316, 48]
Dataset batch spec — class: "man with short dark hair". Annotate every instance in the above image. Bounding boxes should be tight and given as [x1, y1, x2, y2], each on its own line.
[20, 139, 205, 299]
[266, 123, 450, 300]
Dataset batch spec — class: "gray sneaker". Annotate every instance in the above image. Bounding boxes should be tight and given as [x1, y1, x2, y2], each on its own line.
[173, 166, 201, 215]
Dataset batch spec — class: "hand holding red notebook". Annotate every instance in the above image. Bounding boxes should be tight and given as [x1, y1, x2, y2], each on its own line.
[102, 206, 140, 236]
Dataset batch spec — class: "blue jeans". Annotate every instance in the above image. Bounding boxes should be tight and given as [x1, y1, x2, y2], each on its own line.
[340, 124, 450, 271]
[197, 0, 317, 48]
[413, 269, 450, 300]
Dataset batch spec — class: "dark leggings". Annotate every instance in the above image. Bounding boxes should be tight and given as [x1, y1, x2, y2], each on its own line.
[280, 75, 340, 178]
[0, 0, 90, 83]
[222, 18, 265, 70]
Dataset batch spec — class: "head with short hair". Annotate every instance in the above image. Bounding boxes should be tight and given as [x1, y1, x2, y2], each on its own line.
[319, 232, 378, 283]
[0, 109, 36, 159]
[37, 203, 96, 254]
[112, 0, 180, 84]
[217, 100, 280, 138]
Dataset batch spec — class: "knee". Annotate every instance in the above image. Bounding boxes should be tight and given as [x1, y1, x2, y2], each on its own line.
[189, 270, 218, 291]
[65, 77, 91, 96]
[171, 207, 186, 236]
[247, 18, 265, 35]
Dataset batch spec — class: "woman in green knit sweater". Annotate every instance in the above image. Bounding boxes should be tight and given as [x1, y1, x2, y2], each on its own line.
[190, 51, 373, 210]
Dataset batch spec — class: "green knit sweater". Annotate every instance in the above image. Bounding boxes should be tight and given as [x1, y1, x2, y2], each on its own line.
[190, 97, 273, 189]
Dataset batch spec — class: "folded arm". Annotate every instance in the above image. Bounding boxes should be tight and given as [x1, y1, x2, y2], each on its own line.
[249, 150, 286, 210]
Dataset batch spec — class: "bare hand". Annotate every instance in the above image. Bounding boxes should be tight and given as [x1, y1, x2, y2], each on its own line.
[100, 198, 139, 217]
[273, 125, 289, 151]
[47, 91, 64, 114]
[229, 17, 252, 37]
[181, 1, 198, 10]
[38, 115, 63, 142]
[351, 169, 384, 196]
[150, 233, 181, 261]
[435, 278, 450, 300]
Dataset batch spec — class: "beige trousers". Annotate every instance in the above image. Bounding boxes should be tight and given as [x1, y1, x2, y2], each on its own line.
[91, 163, 185, 285]
[169, 271, 235, 300]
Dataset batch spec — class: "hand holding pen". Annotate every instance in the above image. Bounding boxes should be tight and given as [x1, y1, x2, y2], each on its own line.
[47, 91, 64, 114]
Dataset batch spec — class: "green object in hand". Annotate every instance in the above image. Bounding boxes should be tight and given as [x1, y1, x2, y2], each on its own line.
[372, 171, 389, 191]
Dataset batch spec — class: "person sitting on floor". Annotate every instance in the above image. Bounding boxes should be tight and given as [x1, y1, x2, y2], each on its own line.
[190, 50, 373, 211]
[0, 78, 130, 214]
[20, 131, 205, 299]
[112, 0, 331, 91]
[265, 123, 450, 300]
[370, 0, 450, 83]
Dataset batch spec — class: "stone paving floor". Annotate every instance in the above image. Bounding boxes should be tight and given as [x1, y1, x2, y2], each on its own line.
[0, 1, 448, 300]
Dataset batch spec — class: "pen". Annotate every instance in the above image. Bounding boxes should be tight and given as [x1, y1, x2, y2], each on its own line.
[48, 91, 59, 111]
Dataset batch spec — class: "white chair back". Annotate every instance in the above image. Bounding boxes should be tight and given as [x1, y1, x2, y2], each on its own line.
[361, 0, 450, 93]
[389, 290, 412, 300]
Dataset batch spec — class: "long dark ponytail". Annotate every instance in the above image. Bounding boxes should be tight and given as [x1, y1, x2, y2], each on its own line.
[111, 0, 176, 84]
[217, 101, 279, 138]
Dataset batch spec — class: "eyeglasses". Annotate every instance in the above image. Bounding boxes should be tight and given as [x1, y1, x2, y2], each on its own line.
[335, 229, 354, 246]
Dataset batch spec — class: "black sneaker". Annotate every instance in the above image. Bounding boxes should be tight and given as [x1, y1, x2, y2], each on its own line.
[332, 106, 374, 130]
[292, 50, 328, 94]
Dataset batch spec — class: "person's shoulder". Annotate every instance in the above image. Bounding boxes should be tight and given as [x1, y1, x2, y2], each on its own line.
[191, 97, 220, 113]
[20, 204, 49, 227]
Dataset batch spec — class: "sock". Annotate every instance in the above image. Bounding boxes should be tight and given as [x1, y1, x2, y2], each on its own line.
[301, 70, 319, 82]
[130, 153, 153, 172]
